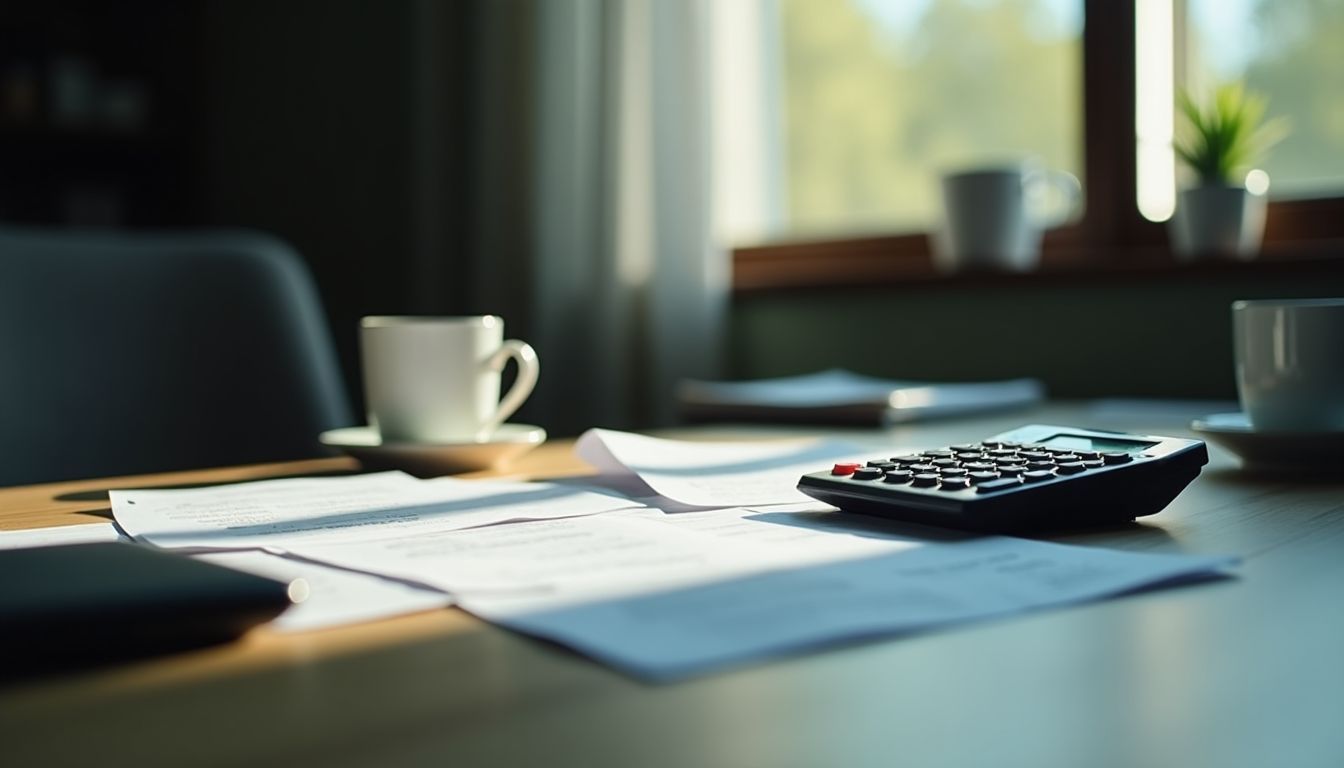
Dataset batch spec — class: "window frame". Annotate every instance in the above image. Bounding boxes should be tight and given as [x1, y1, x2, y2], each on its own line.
[732, 0, 1344, 293]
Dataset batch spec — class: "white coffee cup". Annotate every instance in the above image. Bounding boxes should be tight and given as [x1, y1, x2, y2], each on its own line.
[360, 316, 540, 443]
[934, 165, 1081, 272]
[1233, 298, 1344, 432]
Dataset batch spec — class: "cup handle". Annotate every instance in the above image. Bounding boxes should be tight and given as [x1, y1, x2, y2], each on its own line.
[1025, 170, 1082, 228]
[478, 340, 539, 441]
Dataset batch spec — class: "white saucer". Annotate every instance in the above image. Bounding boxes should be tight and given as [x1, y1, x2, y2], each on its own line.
[1190, 412, 1344, 474]
[319, 424, 547, 476]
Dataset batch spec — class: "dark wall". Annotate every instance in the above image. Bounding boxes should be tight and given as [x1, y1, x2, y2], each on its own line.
[0, 2, 201, 226]
[196, 0, 476, 414]
[730, 263, 1344, 399]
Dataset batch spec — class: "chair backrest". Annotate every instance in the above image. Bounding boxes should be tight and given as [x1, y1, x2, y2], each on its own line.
[0, 228, 354, 486]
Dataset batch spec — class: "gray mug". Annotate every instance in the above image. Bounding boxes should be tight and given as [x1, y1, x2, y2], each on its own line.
[1234, 298, 1344, 432]
[934, 165, 1080, 272]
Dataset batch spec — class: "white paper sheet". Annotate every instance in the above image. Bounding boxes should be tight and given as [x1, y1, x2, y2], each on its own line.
[196, 550, 452, 632]
[575, 428, 871, 507]
[465, 538, 1235, 681]
[285, 505, 1233, 681]
[288, 507, 917, 596]
[0, 522, 125, 548]
[111, 471, 641, 551]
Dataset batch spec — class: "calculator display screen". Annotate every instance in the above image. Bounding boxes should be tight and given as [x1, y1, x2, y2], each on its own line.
[1040, 434, 1155, 453]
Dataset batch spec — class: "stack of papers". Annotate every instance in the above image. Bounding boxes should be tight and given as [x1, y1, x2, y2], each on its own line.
[113, 472, 640, 550]
[677, 369, 1045, 425]
[12, 429, 1232, 681]
[110, 473, 640, 632]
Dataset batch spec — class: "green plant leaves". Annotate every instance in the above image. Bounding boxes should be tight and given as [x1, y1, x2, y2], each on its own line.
[1174, 83, 1289, 186]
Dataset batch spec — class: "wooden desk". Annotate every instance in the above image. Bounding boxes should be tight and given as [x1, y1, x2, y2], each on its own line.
[2, 405, 1342, 767]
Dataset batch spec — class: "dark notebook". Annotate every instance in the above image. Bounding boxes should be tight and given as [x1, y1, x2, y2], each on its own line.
[0, 542, 292, 673]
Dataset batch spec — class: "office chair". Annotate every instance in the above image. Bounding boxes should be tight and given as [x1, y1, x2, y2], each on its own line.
[0, 227, 355, 486]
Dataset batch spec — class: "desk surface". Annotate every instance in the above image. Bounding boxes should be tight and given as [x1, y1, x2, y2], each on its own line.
[2, 404, 1342, 767]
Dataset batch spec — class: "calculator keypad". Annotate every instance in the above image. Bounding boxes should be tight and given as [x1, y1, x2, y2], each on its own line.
[845, 440, 1120, 493]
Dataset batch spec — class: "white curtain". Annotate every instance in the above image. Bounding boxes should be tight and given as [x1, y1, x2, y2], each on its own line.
[469, 0, 727, 434]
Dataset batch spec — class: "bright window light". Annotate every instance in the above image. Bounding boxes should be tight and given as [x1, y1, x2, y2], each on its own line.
[1135, 0, 1176, 222]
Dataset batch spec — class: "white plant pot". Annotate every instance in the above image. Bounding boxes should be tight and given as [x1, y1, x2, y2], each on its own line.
[1169, 184, 1267, 261]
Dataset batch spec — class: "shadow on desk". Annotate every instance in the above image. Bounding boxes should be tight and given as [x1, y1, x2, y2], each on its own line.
[53, 468, 363, 503]
[752, 508, 1181, 552]
[1202, 465, 1344, 486]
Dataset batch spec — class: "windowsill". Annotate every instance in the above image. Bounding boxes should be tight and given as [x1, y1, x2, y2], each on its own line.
[732, 238, 1344, 294]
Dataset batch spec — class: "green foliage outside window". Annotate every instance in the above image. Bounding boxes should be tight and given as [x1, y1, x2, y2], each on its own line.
[781, 0, 1081, 237]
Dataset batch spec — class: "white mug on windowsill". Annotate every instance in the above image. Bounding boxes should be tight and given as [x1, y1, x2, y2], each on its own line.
[933, 164, 1081, 273]
[360, 316, 540, 444]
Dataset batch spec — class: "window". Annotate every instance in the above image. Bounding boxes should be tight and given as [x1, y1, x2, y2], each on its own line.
[778, 0, 1083, 239]
[729, 0, 1344, 291]
[1185, 0, 1344, 199]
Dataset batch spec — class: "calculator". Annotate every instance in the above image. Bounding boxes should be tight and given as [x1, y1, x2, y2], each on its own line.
[797, 425, 1208, 533]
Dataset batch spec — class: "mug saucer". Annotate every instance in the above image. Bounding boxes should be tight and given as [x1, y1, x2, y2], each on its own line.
[1190, 412, 1344, 474]
[319, 424, 547, 476]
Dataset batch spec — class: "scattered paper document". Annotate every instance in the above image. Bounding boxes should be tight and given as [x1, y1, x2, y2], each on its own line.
[286, 503, 1234, 681]
[288, 506, 914, 596]
[0, 522, 125, 549]
[112, 471, 641, 551]
[96, 464, 1239, 681]
[196, 551, 452, 632]
[575, 428, 869, 507]
[465, 536, 1235, 681]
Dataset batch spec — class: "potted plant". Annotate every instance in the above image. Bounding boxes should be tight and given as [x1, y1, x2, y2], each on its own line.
[1170, 83, 1288, 260]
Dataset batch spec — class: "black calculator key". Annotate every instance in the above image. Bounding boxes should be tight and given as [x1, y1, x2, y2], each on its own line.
[1073, 451, 1101, 461]
[852, 467, 884, 480]
[1056, 462, 1086, 475]
[1022, 470, 1054, 482]
[939, 467, 968, 477]
[883, 469, 913, 483]
[968, 471, 999, 484]
[955, 452, 983, 461]
[1051, 453, 1078, 463]
[950, 444, 981, 453]
[1102, 452, 1132, 464]
[1018, 451, 1051, 462]
[892, 455, 923, 464]
[932, 459, 959, 469]
[923, 450, 955, 460]
[1026, 460, 1055, 471]
[997, 465, 1027, 477]
[976, 477, 1021, 493]
[963, 462, 995, 472]
[910, 473, 939, 487]
[939, 477, 971, 491]
[1082, 459, 1105, 469]
[910, 463, 938, 474]
[988, 449, 1018, 458]
[980, 440, 1004, 448]
[993, 456, 1023, 466]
